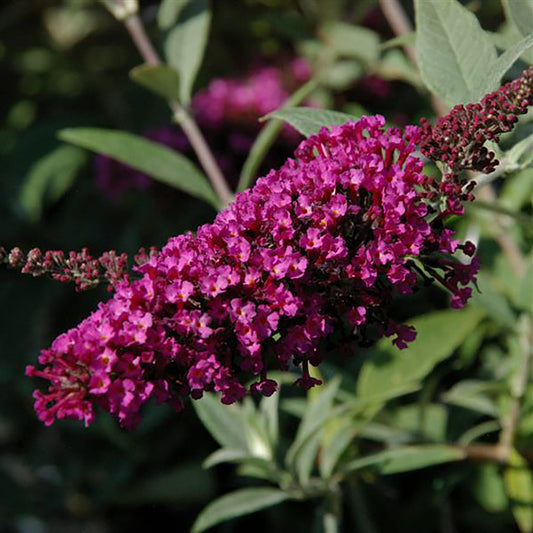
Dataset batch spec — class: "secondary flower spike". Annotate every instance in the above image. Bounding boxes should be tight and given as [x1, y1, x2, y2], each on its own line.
[419, 66, 533, 174]
[26, 114, 485, 429]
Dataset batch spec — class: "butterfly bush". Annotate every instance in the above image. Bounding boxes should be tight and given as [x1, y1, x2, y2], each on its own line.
[26, 68, 533, 430]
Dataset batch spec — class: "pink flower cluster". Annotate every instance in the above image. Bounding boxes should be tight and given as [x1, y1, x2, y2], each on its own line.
[193, 58, 311, 136]
[27, 115, 479, 429]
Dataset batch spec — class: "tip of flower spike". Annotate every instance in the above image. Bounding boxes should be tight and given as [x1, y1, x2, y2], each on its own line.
[419, 66, 533, 174]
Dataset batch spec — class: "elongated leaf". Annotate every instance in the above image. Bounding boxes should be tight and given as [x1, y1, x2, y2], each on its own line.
[504, 0, 533, 38]
[203, 448, 251, 469]
[343, 445, 465, 475]
[193, 393, 249, 451]
[415, 0, 498, 104]
[377, 49, 423, 88]
[286, 378, 341, 470]
[356, 308, 485, 401]
[19, 145, 86, 222]
[442, 380, 500, 417]
[58, 128, 218, 206]
[268, 107, 362, 138]
[504, 450, 533, 533]
[164, 0, 211, 104]
[322, 22, 380, 64]
[259, 391, 279, 448]
[295, 431, 322, 486]
[192, 488, 291, 533]
[319, 419, 356, 479]
[130, 64, 180, 101]
[470, 272, 516, 327]
[472, 464, 509, 513]
[158, 0, 189, 30]
[237, 78, 317, 191]
[381, 32, 416, 50]
[482, 34, 533, 93]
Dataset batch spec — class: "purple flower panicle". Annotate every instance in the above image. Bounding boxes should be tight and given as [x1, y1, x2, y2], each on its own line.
[27, 115, 480, 429]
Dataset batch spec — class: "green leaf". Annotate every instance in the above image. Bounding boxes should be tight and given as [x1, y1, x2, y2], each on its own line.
[319, 419, 355, 479]
[392, 404, 448, 442]
[507, 137, 533, 171]
[164, 0, 211, 105]
[356, 308, 485, 402]
[504, 0, 533, 38]
[295, 431, 322, 486]
[259, 390, 279, 448]
[58, 127, 218, 207]
[470, 272, 517, 328]
[19, 145, 86, 222]
[320, 60, 363, 90]
[503, 169, 533, 213]
[504, 450, 533, 533]
[267, 107, 362, 138]
[482, 33, 533, 93]
[458, 420, 501, 446]
[193, 393, 249, 451]
[377, 49, 423, 88]
[237, 78, 318, 191]
[158, 0, 189, 30]
[130, 64, 180, 101]
[343, 445, 465, 475]
[322, 22, 380, 64]
[285, 378, 340, 467]
[415, 0, 498, 104]
[489, 21, 533, 65]
[442, 380, 500, 417]
[472, 464, 509, 513]
[192, 488, 291, 533]
[203, 448, 251, 469]
[381, 32, 416, 50]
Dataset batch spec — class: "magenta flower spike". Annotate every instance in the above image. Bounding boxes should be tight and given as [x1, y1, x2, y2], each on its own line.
[25, 109, 490, 429]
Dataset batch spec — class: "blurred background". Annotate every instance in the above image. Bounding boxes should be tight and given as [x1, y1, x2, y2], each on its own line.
[1, 1, 530, 532]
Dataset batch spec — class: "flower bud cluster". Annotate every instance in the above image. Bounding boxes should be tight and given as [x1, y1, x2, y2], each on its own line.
[27, 115, 480, 429]
[1, 246, 129, 291]
[419, 66, 533, 174]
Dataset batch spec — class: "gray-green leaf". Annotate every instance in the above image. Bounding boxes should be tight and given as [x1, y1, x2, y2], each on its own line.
[356, 308, 485, 402]
[164, 0, 211, 105]
[268, 107, 362, 138]
[504, 450, 533, 533]
[192, 488, 291, 533]
[343, 445, 466, 475]
[503, 0, 533, 38]
[158, 0, 190, 30]
[130, 64, 180, 101]
[322, 22, 380, 64]
[415, 0, 498, 104]
[482, 33, 533, 93]
[19, 145, 86, 222]
[193, 393, 249, 451]
[58, 127, 218, 207]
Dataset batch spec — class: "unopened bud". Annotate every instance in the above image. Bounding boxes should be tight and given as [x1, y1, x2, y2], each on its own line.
[99, 0, 138, 21]
[8, 247, 24, 268]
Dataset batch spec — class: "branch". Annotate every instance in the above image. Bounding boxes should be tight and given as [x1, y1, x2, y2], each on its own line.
[123, 14, 234, 206]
